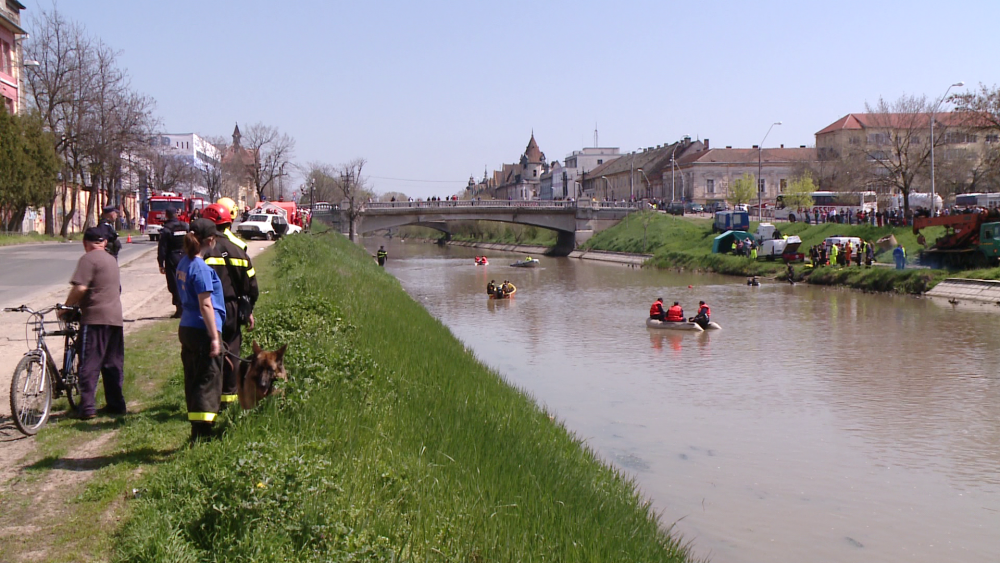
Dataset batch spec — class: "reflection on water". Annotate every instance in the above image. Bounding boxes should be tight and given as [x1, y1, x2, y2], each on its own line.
[371, 238, 1000, 563]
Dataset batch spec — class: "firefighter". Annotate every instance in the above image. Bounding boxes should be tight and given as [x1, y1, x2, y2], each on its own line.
[203, 202, 258, 408]
[665, 301, 684, 322]
[376, 246, 388, 266]
[157, 207, 189, 318]
[100, 205, 123, 259]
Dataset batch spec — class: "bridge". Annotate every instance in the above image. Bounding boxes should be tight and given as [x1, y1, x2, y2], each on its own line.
[327, 200, 642, 255]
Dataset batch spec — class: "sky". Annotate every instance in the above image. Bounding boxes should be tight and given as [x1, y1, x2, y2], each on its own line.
[36, 0, 1000, 200]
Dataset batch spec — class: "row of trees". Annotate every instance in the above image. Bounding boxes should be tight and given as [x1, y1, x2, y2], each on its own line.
[25, 7, 156, 236]
[18, 7, 301, 236]
[0, 111, 60, 231]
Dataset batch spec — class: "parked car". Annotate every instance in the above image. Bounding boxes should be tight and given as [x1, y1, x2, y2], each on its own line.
[685, 202, 704, 213]
[666, 201, 685, 215]
[236, 212, 302, 240]
[705, 202, 728, 213]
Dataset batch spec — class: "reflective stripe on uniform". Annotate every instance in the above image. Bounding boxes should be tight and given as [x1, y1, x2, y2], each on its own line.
[188, 412, 217, 422]
[204, 257, 226, 266]
[246, 268, 255, 277]
[220, 394, 239, 403]
[227, 258, 248, 268]
[224, 229, 248, 250]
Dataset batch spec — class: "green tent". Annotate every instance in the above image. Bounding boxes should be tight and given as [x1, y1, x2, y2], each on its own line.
[712, 230, 755, 254]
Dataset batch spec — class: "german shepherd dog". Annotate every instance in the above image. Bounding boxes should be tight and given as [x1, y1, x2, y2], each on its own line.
[237, 342, 288, 409]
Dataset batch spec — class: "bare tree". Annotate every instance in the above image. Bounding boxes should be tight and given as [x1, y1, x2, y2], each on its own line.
[304, 159, 372, 241]
[24, 7, 93, 236]
[952, 83, 1000, 192]
[861, 95, 949, 217]
[25, 7, 156, 233]
[242, 123, 295, 202]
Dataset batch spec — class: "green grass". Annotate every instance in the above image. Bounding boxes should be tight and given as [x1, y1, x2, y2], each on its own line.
[112, 229, 692, 562]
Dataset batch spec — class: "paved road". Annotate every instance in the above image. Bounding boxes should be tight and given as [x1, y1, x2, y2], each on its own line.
[0, 238, 156, 307]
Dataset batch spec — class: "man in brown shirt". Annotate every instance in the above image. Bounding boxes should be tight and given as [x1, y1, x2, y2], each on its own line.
[63, 227, 126, 419]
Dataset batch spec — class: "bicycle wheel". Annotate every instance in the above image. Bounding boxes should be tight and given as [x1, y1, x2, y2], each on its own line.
[9, 355, 52, 436]
[62, 345, 80, 411]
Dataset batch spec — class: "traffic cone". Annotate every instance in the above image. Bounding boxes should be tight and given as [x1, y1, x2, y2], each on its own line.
[126, 234, 132, 243]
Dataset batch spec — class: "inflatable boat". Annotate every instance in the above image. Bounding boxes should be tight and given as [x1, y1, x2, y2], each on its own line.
[645, 318, 722, 331]
[475, 256, 489, 265]
[489, 284, 516, 299]
[510, 258, 539, 268]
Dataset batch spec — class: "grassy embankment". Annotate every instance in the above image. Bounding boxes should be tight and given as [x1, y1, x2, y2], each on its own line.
[112, 231, 692, 561]
[582, 212, 956, 293]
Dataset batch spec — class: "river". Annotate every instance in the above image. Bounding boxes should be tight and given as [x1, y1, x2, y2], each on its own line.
[369, 238, 1000, 563]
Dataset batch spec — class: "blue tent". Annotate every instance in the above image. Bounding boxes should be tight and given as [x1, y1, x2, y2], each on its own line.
[712, 230, 754, 254]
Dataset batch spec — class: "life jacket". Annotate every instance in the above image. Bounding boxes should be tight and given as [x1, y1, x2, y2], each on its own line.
[666, 305, 684, 322]
[698, 304, 710, 317]
[650, 301, 664, 317]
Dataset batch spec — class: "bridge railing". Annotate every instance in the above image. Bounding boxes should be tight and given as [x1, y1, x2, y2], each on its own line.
[360, 200, 643, 212]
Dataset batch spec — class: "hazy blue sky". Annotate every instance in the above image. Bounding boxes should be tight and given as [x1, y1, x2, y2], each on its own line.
[40, 0, 1000, 199]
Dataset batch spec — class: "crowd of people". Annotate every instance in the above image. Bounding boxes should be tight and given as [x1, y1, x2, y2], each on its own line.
[64, 197, 259, 441]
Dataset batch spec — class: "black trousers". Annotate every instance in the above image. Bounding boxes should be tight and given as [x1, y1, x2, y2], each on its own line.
[77, 324, 126, 416]
[220, 300, 241, 406]
[165, 266, 180, 309]
[179, 326, 223, 424]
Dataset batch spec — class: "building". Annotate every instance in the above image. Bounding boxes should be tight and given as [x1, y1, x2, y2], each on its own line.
[540, 147, 622, 200]
[815, 112, 994, 195]
[0, 0, 25, 114]
[220, 124, 257, 210]
[675, 145, 816, 205]
[582, 138, 707, 201]
[468, 133, 550, 200]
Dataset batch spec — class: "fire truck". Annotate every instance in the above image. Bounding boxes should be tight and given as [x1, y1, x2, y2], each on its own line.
[145, 192, 206, 241]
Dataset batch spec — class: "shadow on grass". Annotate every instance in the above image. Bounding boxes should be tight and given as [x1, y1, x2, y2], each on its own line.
[27, 445, 182, 473]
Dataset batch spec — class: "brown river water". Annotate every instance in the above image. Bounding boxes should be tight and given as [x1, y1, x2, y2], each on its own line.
[368, 239, 1000, 563]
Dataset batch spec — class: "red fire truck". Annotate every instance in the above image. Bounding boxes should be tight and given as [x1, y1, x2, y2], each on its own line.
[146, 192, 207, 241]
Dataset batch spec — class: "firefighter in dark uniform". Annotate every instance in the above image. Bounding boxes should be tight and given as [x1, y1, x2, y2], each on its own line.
[100, 205, 123, 259]
[376, 246, 388, 266]
[202, 202, 258, 408]
[157, 207, 189, 318]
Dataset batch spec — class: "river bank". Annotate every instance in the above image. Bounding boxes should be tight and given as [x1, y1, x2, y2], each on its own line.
[112, 231, 693, 561]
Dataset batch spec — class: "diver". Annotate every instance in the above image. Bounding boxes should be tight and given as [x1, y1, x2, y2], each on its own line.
[487, 280, 497, 295]
[747, 275, 760, 287]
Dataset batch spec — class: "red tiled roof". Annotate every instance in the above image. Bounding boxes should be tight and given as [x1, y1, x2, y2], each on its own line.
[679, 147, 816, 165]
[815, 112, 977, 135]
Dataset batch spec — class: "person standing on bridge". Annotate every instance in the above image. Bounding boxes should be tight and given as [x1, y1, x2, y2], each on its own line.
[377, 246, 388, 267]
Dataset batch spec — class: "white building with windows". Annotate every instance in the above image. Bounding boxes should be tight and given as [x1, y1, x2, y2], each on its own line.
[540, 147, 621, 199]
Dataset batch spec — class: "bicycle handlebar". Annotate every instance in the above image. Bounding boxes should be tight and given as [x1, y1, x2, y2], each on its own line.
[3, 303, 80, 315]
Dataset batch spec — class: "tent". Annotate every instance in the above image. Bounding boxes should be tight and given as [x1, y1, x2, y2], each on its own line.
[712, 230, 755, 254]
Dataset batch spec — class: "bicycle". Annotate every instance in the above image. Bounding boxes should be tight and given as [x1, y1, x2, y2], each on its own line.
[5, 304, 82, 436]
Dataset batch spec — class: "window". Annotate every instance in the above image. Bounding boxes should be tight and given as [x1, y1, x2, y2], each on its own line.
[597, 159, 603, 164]
[533, 169, 537, 177]
[944, 132, 977, 144]
[868, 133, 890, 145]
[706, 179, 715, 194]
[0, 41, 10, 75]
[758, 179, 766, 193]
[987, 135, 1000, 144]
[779, 179, 788, 193]
[849, 136, 861, 145]
[911, 136, 920, 144]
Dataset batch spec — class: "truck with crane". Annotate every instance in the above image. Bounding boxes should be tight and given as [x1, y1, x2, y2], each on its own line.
[912, 210, 1000, 269]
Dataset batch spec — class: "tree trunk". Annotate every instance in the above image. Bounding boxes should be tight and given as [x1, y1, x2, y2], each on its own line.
[45, 198, 55, 236]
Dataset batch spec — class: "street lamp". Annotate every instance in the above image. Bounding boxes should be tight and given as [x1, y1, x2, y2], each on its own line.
[637, 167, 651, 199]
[930, 81, 965, 216]
[602, 176, 612, 200]
[758, 121, 782, 222]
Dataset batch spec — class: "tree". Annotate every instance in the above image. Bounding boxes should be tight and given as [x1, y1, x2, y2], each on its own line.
[25, 7, 156, 234]
[727, 173, 756, 206]
[0, 110, 61, 231]
[861, 95, 944, 217]
[783, 173, 816, 211]
[242, 123, 295, 202]
[379, 191, 408, 202]
[952, 84, 1000, 192]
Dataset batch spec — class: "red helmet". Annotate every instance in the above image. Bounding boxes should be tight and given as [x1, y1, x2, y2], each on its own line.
[202, 203, 232, 225]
